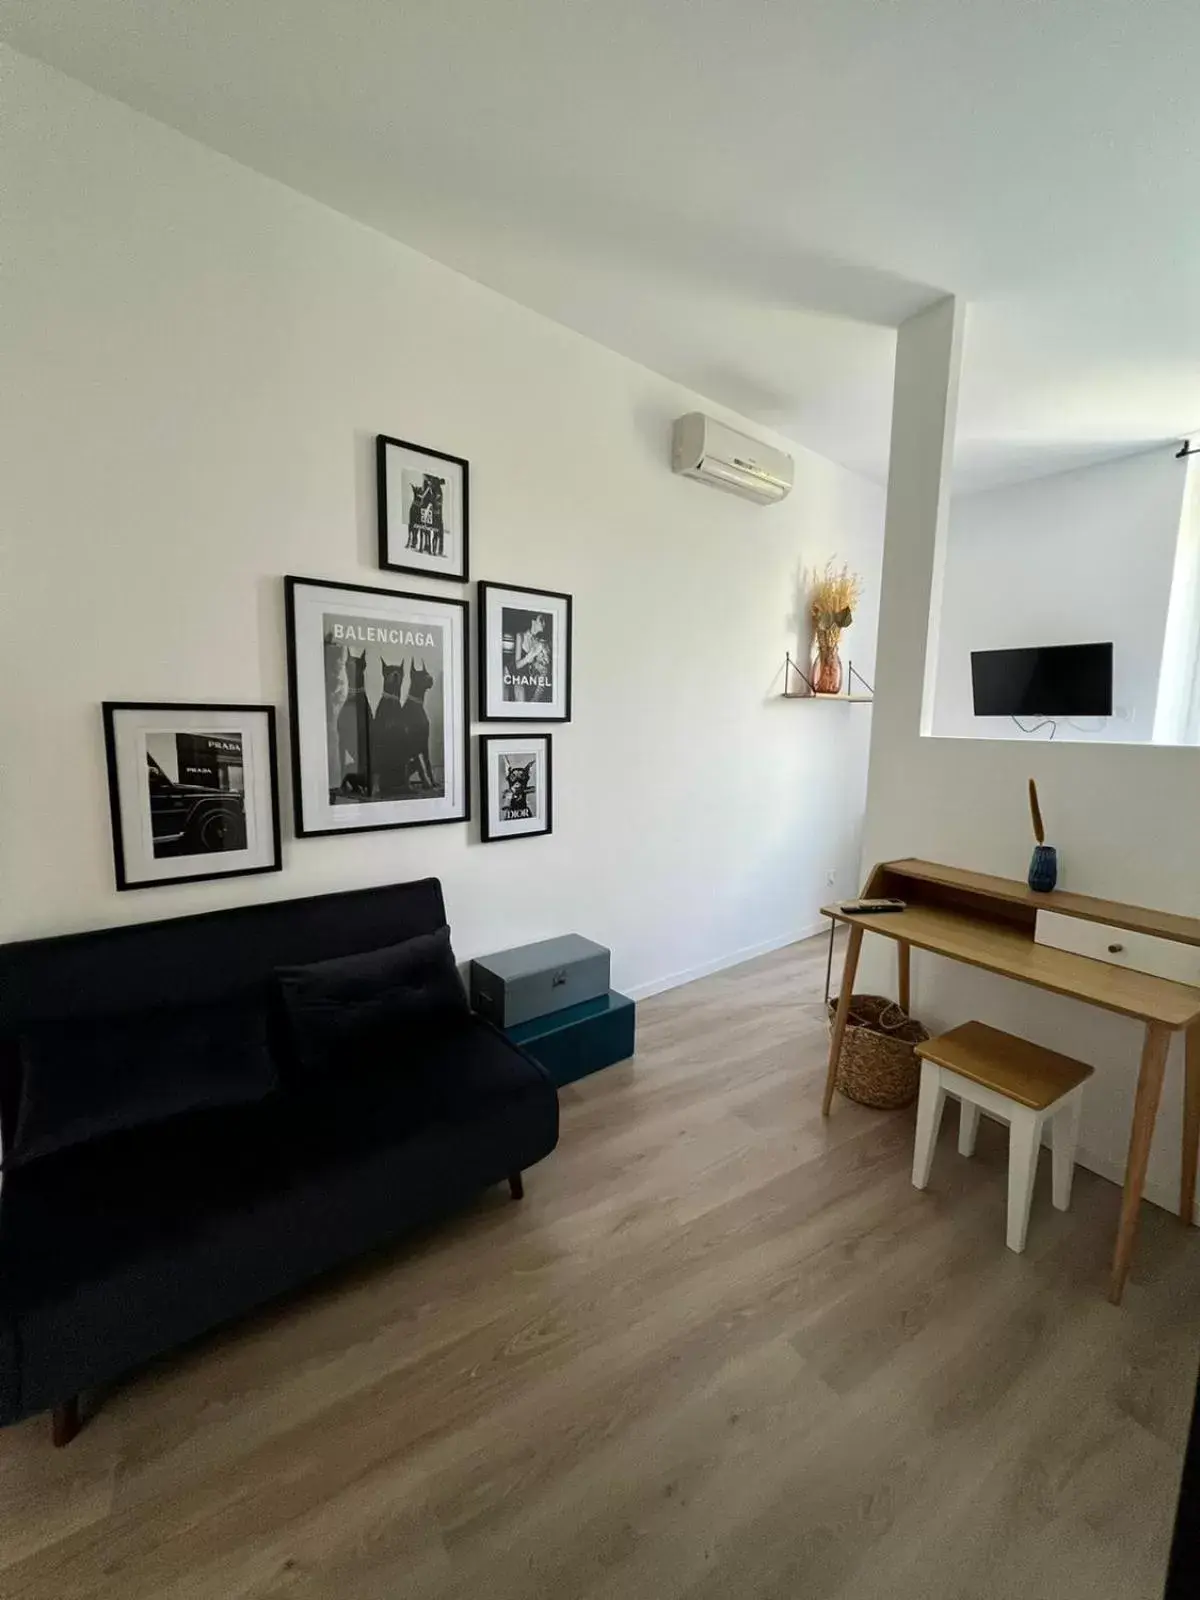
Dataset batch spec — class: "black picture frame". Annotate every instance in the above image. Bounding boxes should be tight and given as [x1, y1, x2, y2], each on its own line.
[102, 701, 282, 892]
[285, 574, 471, 838]
[479, 732, 554, 843]
[376, 433, 470, 583]
[477, 581, 574, 723]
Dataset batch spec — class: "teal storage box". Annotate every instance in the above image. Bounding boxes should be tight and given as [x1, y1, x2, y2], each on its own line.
[470, 935, 609, 1028]
[506, 991, 635, 1087]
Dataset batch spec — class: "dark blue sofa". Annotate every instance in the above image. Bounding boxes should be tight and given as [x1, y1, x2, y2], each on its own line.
[0, 879, 559, 1444]
[1168, 1361, 1200, 1597]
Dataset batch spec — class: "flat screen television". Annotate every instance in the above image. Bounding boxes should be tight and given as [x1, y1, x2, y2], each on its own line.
[970, 642, 1113, 718]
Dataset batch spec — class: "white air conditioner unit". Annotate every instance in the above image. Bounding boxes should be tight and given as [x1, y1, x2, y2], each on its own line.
[671, 412, 794, 505]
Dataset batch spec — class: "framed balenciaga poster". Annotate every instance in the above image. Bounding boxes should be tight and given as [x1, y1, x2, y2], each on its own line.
[285, 576, 469, 836]
[478, 582, 573, 722]
[376, 434, 470, 583]
[102, 702, 282, 890]
[479, 733, 553, 843]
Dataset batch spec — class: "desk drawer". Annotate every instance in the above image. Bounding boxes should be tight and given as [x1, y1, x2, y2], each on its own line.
[1035, 910, 1200, 985]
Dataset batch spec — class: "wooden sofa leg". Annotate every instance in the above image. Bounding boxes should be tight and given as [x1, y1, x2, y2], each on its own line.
[52, 1397, 81, 1448]
[508, 1172, 525, 1201]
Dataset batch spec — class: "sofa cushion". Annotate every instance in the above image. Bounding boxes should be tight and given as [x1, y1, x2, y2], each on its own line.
[276, 926, 469, 1076]
[0, 1017, 558, 1421]
[8, 998, 276, 1168]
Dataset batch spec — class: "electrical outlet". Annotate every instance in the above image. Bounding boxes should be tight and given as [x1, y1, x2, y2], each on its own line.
[825, 868, 837, 887]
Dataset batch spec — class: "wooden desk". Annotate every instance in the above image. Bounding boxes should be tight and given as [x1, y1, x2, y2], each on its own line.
[822, 859, 1200, 1304]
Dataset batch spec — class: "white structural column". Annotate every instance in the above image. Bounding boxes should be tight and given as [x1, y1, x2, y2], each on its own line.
[856, 295, 964, 1006]
[871, 295, 964, 751]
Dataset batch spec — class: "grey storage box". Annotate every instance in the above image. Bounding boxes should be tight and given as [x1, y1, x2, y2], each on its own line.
[470, 935, 610, 1028]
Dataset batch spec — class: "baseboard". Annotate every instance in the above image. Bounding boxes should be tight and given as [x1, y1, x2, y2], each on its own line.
[1075, 1142, 1200, 1225]
[976, 1129, 1198, 1224]
[624, 922, 828, 1002]
[625, 940, 1200, 1225]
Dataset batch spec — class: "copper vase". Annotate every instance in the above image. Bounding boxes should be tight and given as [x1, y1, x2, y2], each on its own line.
[813, 645, 843, 695]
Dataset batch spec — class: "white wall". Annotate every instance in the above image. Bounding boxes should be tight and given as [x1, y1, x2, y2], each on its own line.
[931, 448, 1186, 742]
[862, 301, 1200, 1217]
[0, 49, 883, 997]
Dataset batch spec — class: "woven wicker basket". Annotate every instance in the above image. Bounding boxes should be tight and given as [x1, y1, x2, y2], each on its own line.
[826, 994, 929, 1109]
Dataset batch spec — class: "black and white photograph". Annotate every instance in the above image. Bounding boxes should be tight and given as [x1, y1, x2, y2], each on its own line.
[376, 434, 470, 582]
[479, 732, 553, 842]
[286, 576, 469, 836]
[478, 581, 573, 721]
[102, 703, 281, 890]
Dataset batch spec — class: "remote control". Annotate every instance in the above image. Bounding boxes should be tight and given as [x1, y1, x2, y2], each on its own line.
[837, 897, 907, 914]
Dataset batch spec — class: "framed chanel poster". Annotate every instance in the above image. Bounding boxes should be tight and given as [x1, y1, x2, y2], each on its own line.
[102, 702, 282, 890]
[478, 581, 573, 722]
[286, 576, 469, 836]
[376, 434, 469, 582]
[479, 733, 553, 842]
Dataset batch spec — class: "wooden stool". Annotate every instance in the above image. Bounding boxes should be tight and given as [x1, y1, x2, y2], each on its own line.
[912, 1021, 1094, 1253]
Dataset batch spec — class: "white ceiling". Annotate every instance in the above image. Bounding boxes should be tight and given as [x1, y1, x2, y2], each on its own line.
[4, 0, 1200, 488]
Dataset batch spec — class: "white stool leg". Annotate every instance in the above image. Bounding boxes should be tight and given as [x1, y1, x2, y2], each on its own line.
[1052, 1091, 1084, 1211]
[912, 1061, 947, 1190]
[958, 1100, 981, 1158]
[1007, 1107, 1042, 1253]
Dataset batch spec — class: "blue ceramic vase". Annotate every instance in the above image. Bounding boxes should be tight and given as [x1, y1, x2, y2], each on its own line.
[1028, 844, 1058, 893]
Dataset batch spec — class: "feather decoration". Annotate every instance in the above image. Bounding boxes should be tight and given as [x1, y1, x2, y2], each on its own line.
[1028, 778, 1045, 846]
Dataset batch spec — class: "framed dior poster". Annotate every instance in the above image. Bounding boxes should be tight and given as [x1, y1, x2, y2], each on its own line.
[102, 702, 282, 890]
[376, 434, 469, 582]
[285, 576, 469, 836]
[479, 733, 553, 843]
[478, 581, 573, 722]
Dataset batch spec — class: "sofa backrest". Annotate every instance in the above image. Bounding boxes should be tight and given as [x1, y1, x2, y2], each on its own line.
[0, 879, 448, 1141]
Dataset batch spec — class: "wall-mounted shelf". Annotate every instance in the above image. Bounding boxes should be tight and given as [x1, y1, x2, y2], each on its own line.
[780, 653, 874, 703]
[800, 692, 875, 702]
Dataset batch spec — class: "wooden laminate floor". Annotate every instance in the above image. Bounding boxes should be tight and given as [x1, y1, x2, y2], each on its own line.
[2, 936, 1198, 1599]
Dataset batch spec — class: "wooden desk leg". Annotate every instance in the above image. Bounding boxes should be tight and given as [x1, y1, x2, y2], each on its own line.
[823, 924, 864, 1117]
[1109, 1022, 1172, 1305]
[1182, 1023, 1200, 1226]
[897, 941, 911, 1015]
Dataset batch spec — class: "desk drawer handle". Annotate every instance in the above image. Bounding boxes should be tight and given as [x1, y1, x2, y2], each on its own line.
[1108, 942, 1125, 954]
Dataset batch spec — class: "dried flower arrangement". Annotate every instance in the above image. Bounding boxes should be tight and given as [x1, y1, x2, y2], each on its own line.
[810, 562, 863, 693]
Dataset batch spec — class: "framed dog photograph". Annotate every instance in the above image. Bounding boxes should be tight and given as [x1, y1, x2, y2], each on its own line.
[479, 733, 553, 843]
[102, 702, 282, 890]
[478, 582, 573, 722]
[286, 576, 469, 837]
[376, 434, 469, 582]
